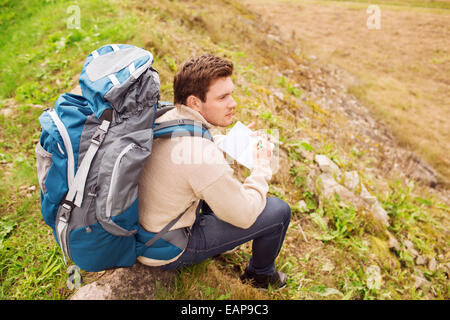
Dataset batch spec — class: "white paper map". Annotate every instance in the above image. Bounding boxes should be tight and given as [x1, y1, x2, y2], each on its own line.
[217, 121, 273, 170]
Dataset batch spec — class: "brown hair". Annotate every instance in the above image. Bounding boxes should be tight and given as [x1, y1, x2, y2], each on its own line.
[173, 54, 233, 105]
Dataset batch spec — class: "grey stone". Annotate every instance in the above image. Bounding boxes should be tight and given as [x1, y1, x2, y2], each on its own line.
[416, 255, 427, 266]
[413, 273, 430, 289]
[296, 200, 308, 212]
[428, 257, 437, 271]
[317, 173, 354, 202]
[343, 171, 359, 191]
[388, 233, 401, 251]
[70, 262, 175, 300]
[314, 155, 341, 177]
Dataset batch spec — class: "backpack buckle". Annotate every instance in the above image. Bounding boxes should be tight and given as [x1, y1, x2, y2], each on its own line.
[60, 200, 75, 221]
[91, 120, 110, 145]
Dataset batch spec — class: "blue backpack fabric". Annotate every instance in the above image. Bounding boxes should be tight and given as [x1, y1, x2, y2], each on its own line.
[35, 44, 212, 272]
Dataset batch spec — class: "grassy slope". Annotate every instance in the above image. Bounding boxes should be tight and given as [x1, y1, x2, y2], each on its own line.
[0, 0, 448, 299]
[246, 0, 450, 186]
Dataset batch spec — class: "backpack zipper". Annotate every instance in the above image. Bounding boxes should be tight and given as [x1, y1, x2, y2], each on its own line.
[105, 143, 136, 218]
[84, 185, 98, 233]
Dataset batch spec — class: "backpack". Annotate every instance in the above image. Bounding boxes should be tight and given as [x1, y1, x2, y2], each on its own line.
[35, 44, 212, 272]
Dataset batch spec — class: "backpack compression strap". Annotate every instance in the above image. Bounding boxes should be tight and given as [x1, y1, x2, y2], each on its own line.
[57, 120, 110, 264]
[144, 201, 195, 247]
[64, 120, 110, 208]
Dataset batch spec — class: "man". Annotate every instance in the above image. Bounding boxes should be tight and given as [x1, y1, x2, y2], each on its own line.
[138, 54, 291, 290]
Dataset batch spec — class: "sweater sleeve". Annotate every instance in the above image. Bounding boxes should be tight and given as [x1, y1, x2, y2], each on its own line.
[188, 141, 273, 229]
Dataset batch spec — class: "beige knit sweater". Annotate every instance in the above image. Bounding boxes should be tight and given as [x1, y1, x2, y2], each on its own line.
[137, 105, 272, 266]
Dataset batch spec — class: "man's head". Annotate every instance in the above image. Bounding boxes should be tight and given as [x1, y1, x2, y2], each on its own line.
[173, 54, 237, 127]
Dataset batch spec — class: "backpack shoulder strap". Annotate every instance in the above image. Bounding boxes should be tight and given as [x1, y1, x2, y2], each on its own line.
[153, 119, 213, 141]
[145, 120, 213, 248]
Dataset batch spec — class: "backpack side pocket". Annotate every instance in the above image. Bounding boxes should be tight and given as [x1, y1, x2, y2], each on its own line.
[96, 128, 153, 236]
[35, 142, 52, 195]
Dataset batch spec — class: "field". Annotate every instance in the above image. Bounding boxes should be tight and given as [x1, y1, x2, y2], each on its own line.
[0, 0, 449, 300]
[244, 0, 450, 185]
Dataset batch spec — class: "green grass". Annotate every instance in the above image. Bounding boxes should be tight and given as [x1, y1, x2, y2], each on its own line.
[0, 0, 138, 103]
[0, 0, 448, 300]
[0, 0, 148, 300]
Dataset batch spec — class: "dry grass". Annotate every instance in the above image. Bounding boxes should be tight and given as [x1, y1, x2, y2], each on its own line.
[2, 0, 448, 300]
[243, 0, 450, 185]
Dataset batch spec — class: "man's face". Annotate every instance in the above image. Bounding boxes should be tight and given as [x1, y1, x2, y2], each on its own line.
[194, 76, 237, 127]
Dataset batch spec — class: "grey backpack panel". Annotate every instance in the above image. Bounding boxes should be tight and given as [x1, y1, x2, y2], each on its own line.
[96, 128, 153, 236]
[105, 67, 160, 116]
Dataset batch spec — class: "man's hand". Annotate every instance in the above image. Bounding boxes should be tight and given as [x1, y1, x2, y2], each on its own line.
[247, 121, 256, 130]
[251, 132, 273, 162]
[247, 121, 273, 162]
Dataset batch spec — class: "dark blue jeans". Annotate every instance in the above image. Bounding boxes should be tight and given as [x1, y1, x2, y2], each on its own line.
[160, 197, 291, 275]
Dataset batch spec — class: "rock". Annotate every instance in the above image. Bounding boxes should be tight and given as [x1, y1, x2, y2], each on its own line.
[413, 273, 430, 289]
[343, 171, 359, 191]
[428, 257, 437, 271]
[365, 265, 382, 290]
[367, 202, 389, 226]
[404, 240, 420, 258]
[297, 147, 314, 162]
[316, 173, 389, 226]
[314, 155, 341, 177]
[317, 173, 354, 202]
[296, 200, 308, 212]
[71, 282, 114, 300]
[403, 240, 419, 258]
[272, 91, 284, 101]
[409, 248, 419, 258]
[359, 184, 377, 205]
[403, 152, 439, 187]
[70, 262, 176, 300]
[402, 243, 423, 262]
[415, 255, 427, 266]
[388, 233, 401, 251]
[307, 148, 390, 229]
[404, 240, 414, 250]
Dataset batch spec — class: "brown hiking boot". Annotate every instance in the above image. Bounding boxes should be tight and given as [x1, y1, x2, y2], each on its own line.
[240, 267, 287, 290]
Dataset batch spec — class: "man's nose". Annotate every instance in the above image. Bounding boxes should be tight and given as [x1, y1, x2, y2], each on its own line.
[229, 96, 237, 109]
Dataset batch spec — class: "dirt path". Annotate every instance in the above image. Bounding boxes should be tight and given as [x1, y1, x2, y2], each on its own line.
[242, 0, 450, 186]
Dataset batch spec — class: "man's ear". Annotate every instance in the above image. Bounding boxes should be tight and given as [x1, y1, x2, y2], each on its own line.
[186, 95, 202, 112]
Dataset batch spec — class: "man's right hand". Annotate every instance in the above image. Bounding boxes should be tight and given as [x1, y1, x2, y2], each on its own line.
[251, 132, 273, 162]
[247, 121, 273, 165]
